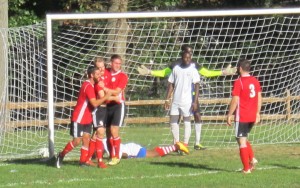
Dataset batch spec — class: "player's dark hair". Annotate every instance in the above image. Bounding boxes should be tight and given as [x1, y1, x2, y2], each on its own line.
[181, 51, 191, 58]
[237, 59, 251, 72]
[181, 44, 192, 52]
[86, 66, 98, 78]
[111, 54, 122, 62]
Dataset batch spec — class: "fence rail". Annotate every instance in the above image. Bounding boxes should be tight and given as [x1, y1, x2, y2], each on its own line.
[5, 92, 300, 128]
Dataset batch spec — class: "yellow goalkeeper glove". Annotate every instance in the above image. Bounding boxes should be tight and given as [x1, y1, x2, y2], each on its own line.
[137, 65, 151, 75]
[222, 64, 237, 75]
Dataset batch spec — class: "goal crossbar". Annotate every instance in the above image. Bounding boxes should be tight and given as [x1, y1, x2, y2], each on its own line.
[46, 8, 300, 158]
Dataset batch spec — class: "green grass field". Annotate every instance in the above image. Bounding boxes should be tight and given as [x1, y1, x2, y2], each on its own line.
[0, 126, 300, 188]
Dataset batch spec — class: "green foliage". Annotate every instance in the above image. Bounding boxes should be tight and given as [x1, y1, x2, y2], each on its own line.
[8, 0, 41, 27]
[60, 0, 109, 13]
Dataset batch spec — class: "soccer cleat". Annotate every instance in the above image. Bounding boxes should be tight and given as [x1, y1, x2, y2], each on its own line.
[194, 144, 206, 150]
[242, 169, 251, 174]
[107, 157, 120, 166]
[56, 152, 64, 169]
[176, 142, 189, 155]
[84, 160, 97, 167]
[98, 162, 108, 169]
[250, 158, 258, 171]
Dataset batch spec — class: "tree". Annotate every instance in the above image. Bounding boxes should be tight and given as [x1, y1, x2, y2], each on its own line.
[0, 0, 8, 131]
[8, 0, 41, 27]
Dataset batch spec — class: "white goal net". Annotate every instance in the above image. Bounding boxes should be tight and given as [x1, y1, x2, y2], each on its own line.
[0, 9, 300, 159]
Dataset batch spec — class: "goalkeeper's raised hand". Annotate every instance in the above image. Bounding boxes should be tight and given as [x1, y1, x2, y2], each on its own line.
[137, 65, 151, 75]
[222, 64, 237, 76]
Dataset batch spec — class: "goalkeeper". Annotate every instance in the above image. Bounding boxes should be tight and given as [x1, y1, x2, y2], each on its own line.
[137, 44, 236, 150]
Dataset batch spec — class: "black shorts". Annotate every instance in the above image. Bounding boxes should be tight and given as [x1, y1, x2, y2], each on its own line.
[106, 102, 126, 127]
[70, 121, 93, 138]
[92, 106, 107, 129]
[234, 122, 254, 138]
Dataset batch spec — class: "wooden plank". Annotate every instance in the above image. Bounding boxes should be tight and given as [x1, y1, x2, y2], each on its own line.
[6, 114, 299, 128]
[5, 96, 300, 110]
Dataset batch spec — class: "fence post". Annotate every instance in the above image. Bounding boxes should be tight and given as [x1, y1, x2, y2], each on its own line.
[286, 89, 291, 120]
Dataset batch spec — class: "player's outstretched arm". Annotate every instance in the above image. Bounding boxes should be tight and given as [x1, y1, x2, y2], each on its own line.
[199, 65, 236, 78]
[137, 65, 172, 78]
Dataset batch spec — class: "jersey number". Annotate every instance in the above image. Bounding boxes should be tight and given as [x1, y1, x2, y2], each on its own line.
[249, 84, 256, 98]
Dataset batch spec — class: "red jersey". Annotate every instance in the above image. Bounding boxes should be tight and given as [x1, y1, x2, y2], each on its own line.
[71, 80, 96, 124]
[95, 69, 111, 99]
[107, 69, 128, 104]
[232, 74, 261, 122]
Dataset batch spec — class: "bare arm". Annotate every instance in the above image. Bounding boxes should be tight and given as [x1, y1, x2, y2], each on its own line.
[192, 83, 200, 112]
[98, 88, 119, 102]
[256, 92, 262, 124]
[164, 82, 174, 110]
[89, 91, 111, 108]
[226, 96, 239, 126]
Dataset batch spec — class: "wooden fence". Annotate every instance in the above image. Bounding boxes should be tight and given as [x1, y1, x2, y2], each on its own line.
[5, 91, 300, 128]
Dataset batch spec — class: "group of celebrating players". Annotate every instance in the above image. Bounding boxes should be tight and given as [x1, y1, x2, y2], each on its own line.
[56, 55, 128, 168]
[56, 45, 262, 174]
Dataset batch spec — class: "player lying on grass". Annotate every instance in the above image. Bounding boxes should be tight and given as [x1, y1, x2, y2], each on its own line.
[137, 44, 236, 150]
[100, 138, 189, 159]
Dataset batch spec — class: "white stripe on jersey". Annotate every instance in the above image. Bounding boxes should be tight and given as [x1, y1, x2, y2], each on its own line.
[75, 84, 91, 123]
[118, 103, 125, 127]
[77, 99, 88, 123]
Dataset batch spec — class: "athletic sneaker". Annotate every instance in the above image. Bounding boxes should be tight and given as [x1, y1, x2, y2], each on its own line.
[194, 144, 206, 150]
[250, 158, 258, 171]
[98, 162, 107, 169]
[242, 169, 251, 174]
[108, 157, 120, 166]
[56, 152, 64, 169]
[176, 142, 189, 155]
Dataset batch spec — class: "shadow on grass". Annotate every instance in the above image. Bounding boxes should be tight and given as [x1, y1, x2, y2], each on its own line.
[4, 156, 61, 168]
[149, 161, 231, 172]
[270, 163, 300, 170]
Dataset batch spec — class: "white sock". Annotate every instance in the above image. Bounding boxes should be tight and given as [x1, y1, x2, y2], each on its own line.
[183, 121, 191, 145]
[195, 123, 202, 145]
[170, 123, 180, 143]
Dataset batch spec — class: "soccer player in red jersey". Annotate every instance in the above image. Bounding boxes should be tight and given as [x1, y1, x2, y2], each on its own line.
[55, 66, 111, 169]
[102, 54, 128, 166]
[227, 59, 262, 174]
[86, 57, 119, 168]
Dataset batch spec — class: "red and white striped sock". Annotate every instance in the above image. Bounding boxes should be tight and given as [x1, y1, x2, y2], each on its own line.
[155, 145, 176, 156]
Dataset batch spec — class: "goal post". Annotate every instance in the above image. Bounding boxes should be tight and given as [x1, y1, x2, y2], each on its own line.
[1, 8, 300, 160]
[46, 8, 300, 157]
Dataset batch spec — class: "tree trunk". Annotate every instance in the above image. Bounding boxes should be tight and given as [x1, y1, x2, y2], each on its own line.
[0, 0, 8, 131]
[107, 0, 129, 65]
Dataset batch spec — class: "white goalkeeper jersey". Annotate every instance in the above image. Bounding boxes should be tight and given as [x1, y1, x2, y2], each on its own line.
[168, 64, 200, 105]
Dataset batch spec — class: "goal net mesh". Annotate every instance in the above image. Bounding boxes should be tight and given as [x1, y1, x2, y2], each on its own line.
[0, 12, 300, 159]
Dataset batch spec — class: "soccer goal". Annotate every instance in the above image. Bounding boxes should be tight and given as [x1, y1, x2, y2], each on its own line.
[1, 8, 300, 159]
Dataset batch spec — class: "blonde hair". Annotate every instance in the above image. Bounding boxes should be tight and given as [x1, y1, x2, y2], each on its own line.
[93, 56, 104, 65]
